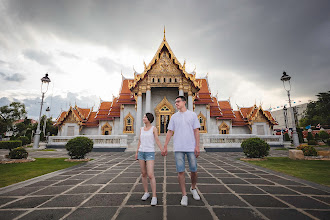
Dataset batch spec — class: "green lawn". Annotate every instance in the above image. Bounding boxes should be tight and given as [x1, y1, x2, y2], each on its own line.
[246, 157, 330, 186]
[0, 158, 86, 187]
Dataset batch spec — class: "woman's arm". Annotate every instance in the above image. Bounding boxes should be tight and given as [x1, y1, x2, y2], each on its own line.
[153, 127, 163, 151]
[135, 129, 141, 160]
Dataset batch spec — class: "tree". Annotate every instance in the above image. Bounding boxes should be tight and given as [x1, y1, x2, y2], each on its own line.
[0, 102, 26, 135]
[299, 91, 330, 128]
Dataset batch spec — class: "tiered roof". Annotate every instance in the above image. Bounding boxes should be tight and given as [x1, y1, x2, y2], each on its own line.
[232, 105, 278, 127]
[55, 106, 98, 127]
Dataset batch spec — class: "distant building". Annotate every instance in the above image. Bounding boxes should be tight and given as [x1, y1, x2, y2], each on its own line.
[272, 103, 308, 130]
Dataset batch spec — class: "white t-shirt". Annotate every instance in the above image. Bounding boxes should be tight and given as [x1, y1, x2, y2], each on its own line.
[139, 126, 155, 152]
[167, 110, 200, 152]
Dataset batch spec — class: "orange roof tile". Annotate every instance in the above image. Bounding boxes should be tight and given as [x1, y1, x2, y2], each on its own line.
[210, 97, 222, 117]
[195, 79, 213, 104]
[232, 111, 247, 126]
[117, 79, 136, 105]
[217, 101, 235, 119]
[84, 112, 99, 127]
[95, 101, 113, 120]
[108, 97, 121, 118]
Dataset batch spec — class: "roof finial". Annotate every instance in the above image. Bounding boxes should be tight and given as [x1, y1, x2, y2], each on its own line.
[163, 26, 166, 41]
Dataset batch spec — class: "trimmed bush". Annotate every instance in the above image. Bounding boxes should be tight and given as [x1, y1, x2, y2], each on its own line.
[307, 132, 314, 141]
[319, 131, 329, 141]
[297, 129, 304, 143]
[17, 136, 30, 146]
[325, 139, 330, 146]
[9, 147, 28, 159]
[284, 133, 291, 141]
[297, 145, 317, 156]
[241, 137, 270, 158]
[308, 140, 317, 145]
[65, 137, 93, 159]
[314, 133, 319, 140]
[0, 141, 22, 151]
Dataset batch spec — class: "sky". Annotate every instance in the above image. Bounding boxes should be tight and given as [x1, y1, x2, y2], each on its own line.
[0, 0, 329, 120]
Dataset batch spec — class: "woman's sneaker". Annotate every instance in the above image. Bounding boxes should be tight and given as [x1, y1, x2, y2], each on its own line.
[190, 187, 200, 200]
[180, 195, 188, 206]
[141, 192, 150, 201]
[151, 197, 157, 206]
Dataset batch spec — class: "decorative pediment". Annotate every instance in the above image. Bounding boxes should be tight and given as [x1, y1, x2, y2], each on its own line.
[155, 97, 175, 115]
[128, 33, 201, 91]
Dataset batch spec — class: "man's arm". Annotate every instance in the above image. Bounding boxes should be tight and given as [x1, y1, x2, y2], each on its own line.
[163, 130, 173, 156]
[194, 128, 200, 158]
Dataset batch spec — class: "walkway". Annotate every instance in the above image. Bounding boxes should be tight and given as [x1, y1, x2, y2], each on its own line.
[0, 150, 329, 220]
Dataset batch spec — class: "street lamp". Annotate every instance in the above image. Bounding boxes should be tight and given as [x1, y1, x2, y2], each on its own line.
[33, 73, 51, 149]
[281, 71, 299, 148]
[43, 106, 50, 139]
[283, 105, 288, 129]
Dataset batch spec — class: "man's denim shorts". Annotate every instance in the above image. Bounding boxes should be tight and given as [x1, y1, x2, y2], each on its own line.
[174, 152, 197, 172]
[138, 151, 155, 161]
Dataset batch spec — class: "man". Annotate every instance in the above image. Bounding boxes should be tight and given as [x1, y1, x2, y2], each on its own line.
[162, 96, 200, 206]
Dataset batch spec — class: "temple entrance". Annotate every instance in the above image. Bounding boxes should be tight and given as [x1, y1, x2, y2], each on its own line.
[155, 97, 175, 134]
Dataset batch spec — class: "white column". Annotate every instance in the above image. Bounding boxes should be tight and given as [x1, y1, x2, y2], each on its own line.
[119, 105, 124, 134]
[188, 89, 193, 111]
[146, 88, 151, 113]
[179, 83, 184, 96]
[206, 105, 210, 133]
[136, 91, 143, 136]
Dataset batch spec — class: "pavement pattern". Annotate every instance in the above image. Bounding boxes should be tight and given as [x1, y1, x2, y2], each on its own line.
[0, 150, 329, 220]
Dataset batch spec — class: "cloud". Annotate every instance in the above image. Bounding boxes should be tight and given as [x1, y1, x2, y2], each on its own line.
[22, 49, 54, 66]
[0, 72, 26, 82]
[59, 51, 80, 60]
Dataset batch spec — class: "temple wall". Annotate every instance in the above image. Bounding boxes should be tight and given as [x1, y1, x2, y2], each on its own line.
[122, 105, 136, 134]
[80, 127, 98, 135]
[232, 126, 251, 134]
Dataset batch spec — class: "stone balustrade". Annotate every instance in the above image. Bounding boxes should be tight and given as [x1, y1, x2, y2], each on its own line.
[48, 135, 128, 149]
[202, 134, 283, 149]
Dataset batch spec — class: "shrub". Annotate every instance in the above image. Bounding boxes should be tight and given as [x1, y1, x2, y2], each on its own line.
[241, 137, 270, 158]
[297, 145, 317, 156]
[65, 137, 93, 159]
[314, 133, 319, 140]
[9, 147, 28, 159]
[325, 139, 330, 146]
[319, 131, 329, 141]
[307, 132, 314, 141]
[17, 136, 30, 146]
[0, 141, 22, 151]
[284, 133, 291, 141]
[308, 140, 317, 145]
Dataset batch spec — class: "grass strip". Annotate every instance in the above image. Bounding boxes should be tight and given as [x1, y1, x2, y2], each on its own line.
[0, 158, 86, 187]
[246, 157, 330, 186]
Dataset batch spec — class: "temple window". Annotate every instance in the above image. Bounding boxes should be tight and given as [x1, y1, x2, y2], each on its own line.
[124, 113, 134, 133]
[164, 78, 166, 83]
[175, 78, 177, 83]
[219, 122, 229, 134]
[152, 78, 155, 83]
[158, 78, 160, 83]
[198, 113, 207, 133]
[169, 78, 172, 83]
[102, 123, 112, 135]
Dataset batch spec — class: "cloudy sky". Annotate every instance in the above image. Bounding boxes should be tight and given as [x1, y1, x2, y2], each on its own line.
[0, 0, 329, 120]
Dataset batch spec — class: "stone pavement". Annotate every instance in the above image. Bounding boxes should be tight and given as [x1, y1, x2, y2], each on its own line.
[0, 150, 329, 220]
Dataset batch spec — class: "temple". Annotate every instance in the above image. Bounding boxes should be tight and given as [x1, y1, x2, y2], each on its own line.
[53, 32, 278, 150]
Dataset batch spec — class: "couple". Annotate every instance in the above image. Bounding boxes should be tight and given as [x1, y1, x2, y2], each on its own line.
[135, 96, 201, 206]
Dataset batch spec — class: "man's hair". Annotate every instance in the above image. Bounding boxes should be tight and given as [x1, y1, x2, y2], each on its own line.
[146, 112, 154, 123]
[176, 96, 186, 102]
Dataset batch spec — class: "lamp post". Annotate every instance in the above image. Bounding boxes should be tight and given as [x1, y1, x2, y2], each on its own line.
[281, 71, 299, 148]
[43, 106, 50, 139]
[33, 74, 51, 149]
[283, 105, 288, 129]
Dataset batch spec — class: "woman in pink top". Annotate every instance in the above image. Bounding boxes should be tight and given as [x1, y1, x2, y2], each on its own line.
[135, 113, 163, 206]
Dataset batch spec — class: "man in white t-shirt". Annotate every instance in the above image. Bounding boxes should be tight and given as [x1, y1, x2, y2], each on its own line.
[162, 96, 201, 206]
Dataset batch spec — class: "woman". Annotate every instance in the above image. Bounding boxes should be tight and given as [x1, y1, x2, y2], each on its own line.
[135, 113, 163, 206]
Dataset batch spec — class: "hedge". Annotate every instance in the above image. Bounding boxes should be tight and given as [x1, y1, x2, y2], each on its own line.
[0, 141, 22, 151]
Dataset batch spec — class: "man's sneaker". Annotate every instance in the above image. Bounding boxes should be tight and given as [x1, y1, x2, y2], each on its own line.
[141, 192, 150, 201]
[180, 195, 188, 206]
[190, 187, 200, 200]
[151, 197, 157, 206]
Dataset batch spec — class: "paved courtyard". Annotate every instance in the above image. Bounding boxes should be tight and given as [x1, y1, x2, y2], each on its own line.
[0, 150, 329, 220]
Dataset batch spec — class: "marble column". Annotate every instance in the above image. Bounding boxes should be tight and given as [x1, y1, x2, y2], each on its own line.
[188, 89, 193, 111]
[179, 83, 184, 96]
[119, 105, 124, 134]
[136, 90, 143, 136]
[206, 104, 211, 133]
[146, 87, 151, 113]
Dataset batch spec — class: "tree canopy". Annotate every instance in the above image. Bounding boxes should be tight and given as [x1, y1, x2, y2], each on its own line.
[299, 91, 330, 128]
[0, 102, 26, 135]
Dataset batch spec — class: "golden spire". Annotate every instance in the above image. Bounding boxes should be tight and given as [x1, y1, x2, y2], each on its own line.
[163, 26, 166, 41]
